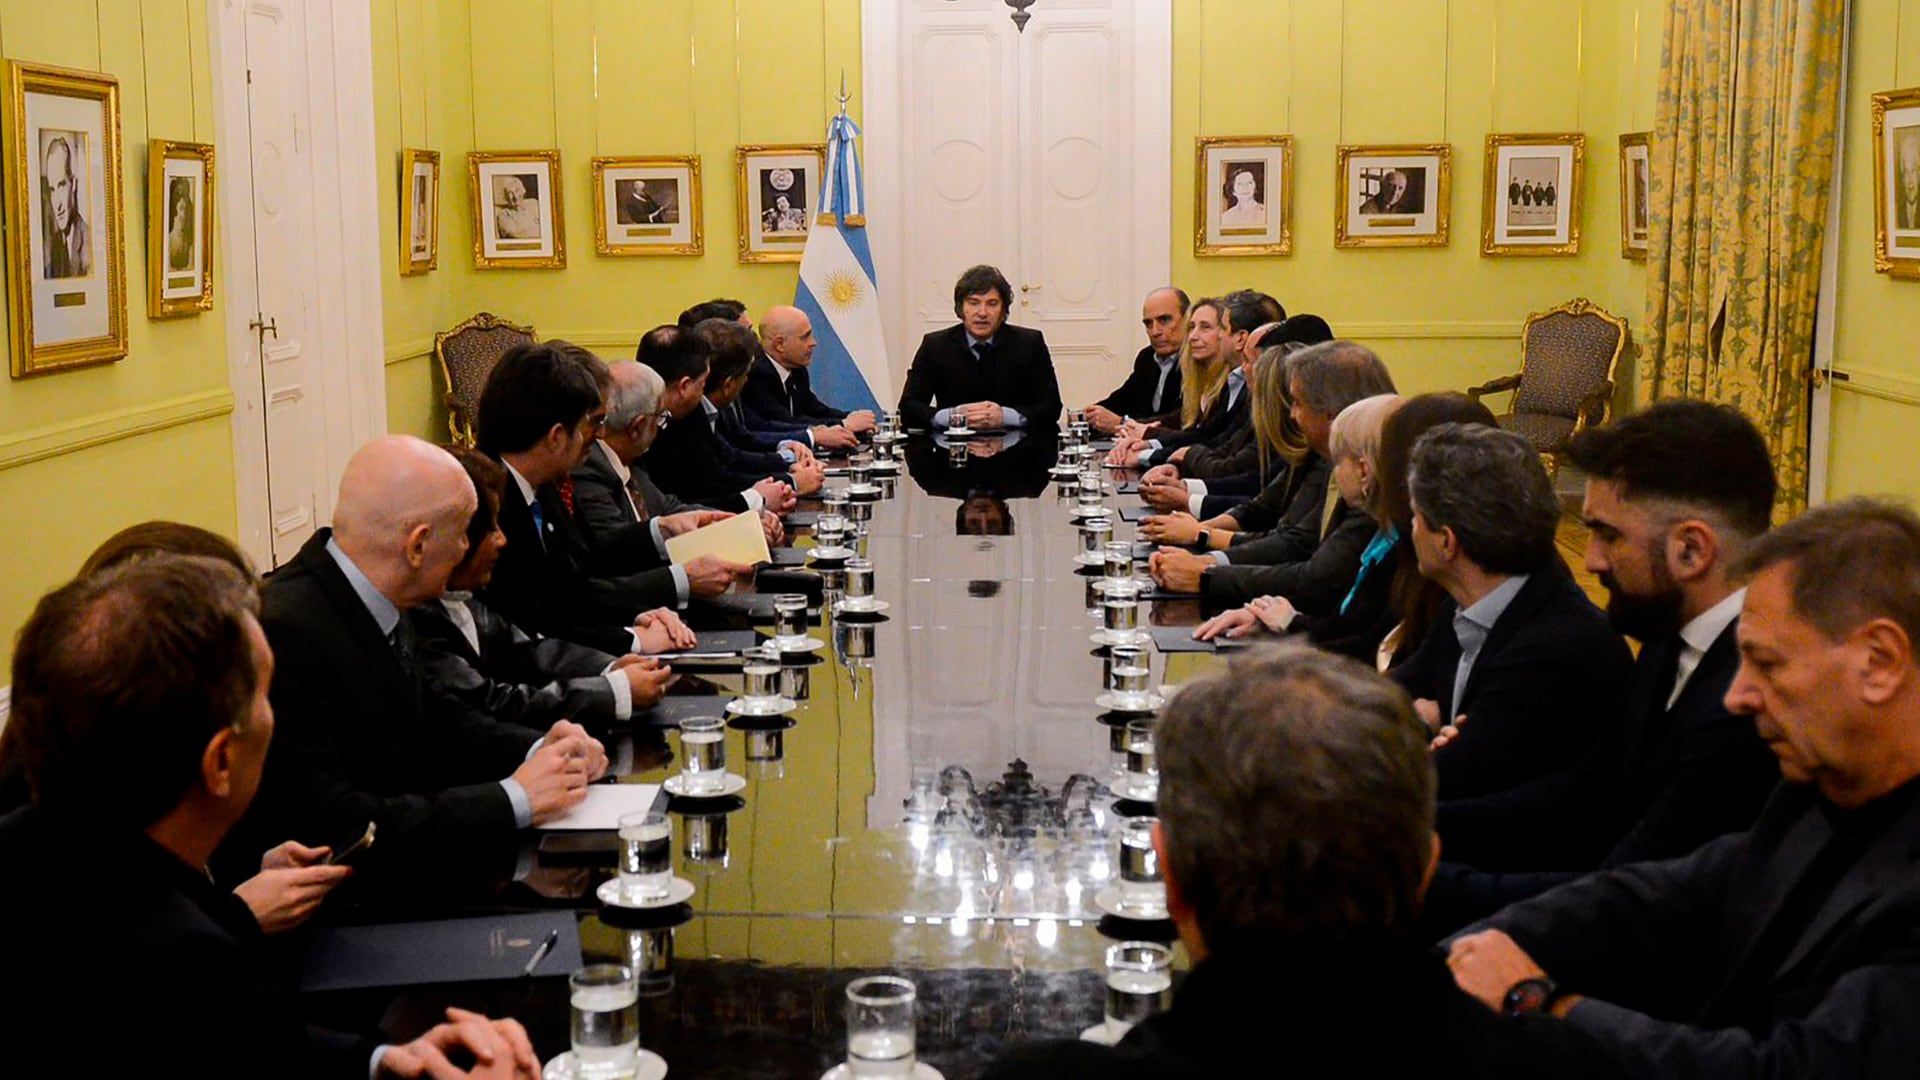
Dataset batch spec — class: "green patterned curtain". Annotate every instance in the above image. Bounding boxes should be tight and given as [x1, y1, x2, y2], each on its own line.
[1640, 0, 1846, 514]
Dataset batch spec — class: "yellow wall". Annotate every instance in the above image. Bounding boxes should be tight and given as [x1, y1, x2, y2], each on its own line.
[1172, 0, 1661, 400]
[1825, 0, 1920, 504]
[0, 1, 236, 674]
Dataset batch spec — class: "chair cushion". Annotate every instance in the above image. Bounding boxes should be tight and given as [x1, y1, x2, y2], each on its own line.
[1512, 311, 1622, 419]
[1499, 411, 1578, 453]
[442, 325, 534, 414]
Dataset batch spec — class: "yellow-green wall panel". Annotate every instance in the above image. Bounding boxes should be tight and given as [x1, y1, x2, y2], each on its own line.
[1342, 1, 1447, 144]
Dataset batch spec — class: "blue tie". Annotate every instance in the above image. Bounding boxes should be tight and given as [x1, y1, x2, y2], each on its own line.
[528, 497, 547, 549]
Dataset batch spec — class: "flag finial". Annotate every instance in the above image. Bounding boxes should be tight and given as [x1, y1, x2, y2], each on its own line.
[836, 70, 851, 116]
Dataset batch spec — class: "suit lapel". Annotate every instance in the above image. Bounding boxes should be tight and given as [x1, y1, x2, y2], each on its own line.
[1774, 808, 1920, 981]
[1451, 571, 1556, 712]
[299, 533, 416, 704]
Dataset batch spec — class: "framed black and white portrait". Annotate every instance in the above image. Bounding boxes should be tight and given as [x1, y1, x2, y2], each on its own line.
[1872, 87, 1920, 280]
[593, 155, 703, 257]
[1618, 133, 1651, 260]
[1195, 135, 1293, 256]
[1336, 144, 1451, 248]
[1483, 133, 1586, 256]
[468, 150, 565, 269]
[4, 61, 127, 375]
[400, 148, 439, 276]
[736, 143, 823, 263]
[147, 139, 215, 317]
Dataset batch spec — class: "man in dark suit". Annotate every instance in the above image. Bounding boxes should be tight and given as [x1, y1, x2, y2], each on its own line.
[1108, 291, 1280, 470]
[741, 305, 874, 442]
[982, 644, 1618, 1080]
[649, 321, 825, 511]
[477, 341, 753, 653]
[897, 264, 1063, 431]
[1082, 287, 1188, 435]
[1390, 423, 1635, 872]
[0, 554, 539, 1078]
[236, 436, 606, 871]
[1449, 498, 1920, 1079]
[1426, 400, 1781, 928]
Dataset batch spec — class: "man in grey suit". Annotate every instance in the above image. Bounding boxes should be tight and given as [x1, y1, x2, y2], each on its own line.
[1447, 497, 1920, 1079]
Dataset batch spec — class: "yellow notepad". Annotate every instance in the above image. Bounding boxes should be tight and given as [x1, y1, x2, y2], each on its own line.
[663, 509, 772, 567]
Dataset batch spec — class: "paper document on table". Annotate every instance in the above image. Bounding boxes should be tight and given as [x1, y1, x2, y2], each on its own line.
[536, 782, 664, 830]
[664, 510, 771, 567]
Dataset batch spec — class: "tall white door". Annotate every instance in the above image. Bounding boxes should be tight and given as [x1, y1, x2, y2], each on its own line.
[865, 0, 1172, 410]
[212, 0, 386, 568]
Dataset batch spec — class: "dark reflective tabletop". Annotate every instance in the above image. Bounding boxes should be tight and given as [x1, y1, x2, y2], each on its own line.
[302, 432, 1226, 1077]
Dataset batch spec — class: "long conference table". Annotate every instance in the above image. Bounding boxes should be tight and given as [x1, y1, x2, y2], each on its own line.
[296, 431, 1229, 1078]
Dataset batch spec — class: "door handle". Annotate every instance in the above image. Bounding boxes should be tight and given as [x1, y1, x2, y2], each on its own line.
[1020, 283, 1041, 292]
[249, 315, 279, 340]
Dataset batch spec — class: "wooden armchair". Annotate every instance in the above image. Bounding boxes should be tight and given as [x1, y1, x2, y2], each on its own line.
[434, 312, 535, 446]
[1468, 297, 1629, 474]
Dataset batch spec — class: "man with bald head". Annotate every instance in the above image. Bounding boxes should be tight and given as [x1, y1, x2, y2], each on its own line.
[1083, 287, 1190, 435]
[740, 304, 875, 446]
[229, 435, 606, 875]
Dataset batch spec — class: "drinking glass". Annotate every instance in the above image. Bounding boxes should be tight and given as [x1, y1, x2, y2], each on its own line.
[1080, 517, 1113, 559]
[1117, 816, 1165, 916]
[569, 964, 640, 1079]
[843, 557, 876, 609]
[1102, 584, 1141, 638]
[771, 594, 809, 649]
[678, 716, 727, 795]
[845, 975, 917, 1078]
[822, 489, 851, 519]
[1076, 472, 1105, 514]
[814, 514, 849, 551]
[614, 810, 672, 904]
[1103, 540, 1134, 584]
[742, 648, 782, 700]
[850, 448, 875, 487]
[1104, 942, 1173, 1040]
[1124, 719, 1158, 800]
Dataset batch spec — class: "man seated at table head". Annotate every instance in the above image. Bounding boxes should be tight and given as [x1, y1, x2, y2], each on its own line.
[744, 304, 874, 444]
[233, 435, 607, 873]
[1083, 287, 1190, 435]
[0, 554, 540, 1079]
[1450, 496, 1920, 1079]
[982, 643, 1618, 1079]
[897, 263, 1063, 432]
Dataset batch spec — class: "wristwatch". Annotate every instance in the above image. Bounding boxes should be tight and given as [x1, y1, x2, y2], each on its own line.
[1501, 976, 1565, 1016]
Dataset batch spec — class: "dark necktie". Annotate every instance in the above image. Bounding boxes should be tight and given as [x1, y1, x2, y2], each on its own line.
[528, 496, 548, 550]
[625, 475, 651, 524]
[388, 619, 417, 676]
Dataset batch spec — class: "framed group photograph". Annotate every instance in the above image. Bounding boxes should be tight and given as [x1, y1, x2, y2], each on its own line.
[1194, 135, 1293, 256]
[400, 148, 439, 275]
[1482, 133, 1586, 256]
[1872, 86, 1920, 279]
[3, 61, 127, 376]
[1334, 144, 1451, 248]
[147, 139, 214, 317]
[592, 155, 703, 257]
[1618, 132, 1651, 260]
[736, 143, 823, 263]
[468, 150, 564, 269]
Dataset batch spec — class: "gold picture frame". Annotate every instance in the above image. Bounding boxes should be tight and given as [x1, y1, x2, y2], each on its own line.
[4, 60, 128, 376]
[1872, 86, 1920, 280]
[1194, 135, 1293, 256]
[400, 148, 439, 276]
[146, 139, 215, 318]
[1334, 144, 1451, 248]
[1482, 132, 1586, 257]
[1618, 132, 1651, 261]
[467, 150, 565, 269]
[736, 143, 824, 264]
[592, 155, 703, 257]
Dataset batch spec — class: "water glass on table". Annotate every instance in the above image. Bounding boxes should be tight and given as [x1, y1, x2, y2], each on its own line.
[1117, 816, 1166, 917]
[843, 557, 876, 610]
[1102, 583, 1142, 638]
[1103, 540, 1134, 586]
[1124, 718, 1158, 801]
[845, 975, 917, 1078]
[678, 716, 727, 795]
[1103, 941, 1172, 1041]
[570, 964, 640, 1079]
[1079, 516, 1113, 560]
[771, 594, 810, 649]
[742, 647, 783, 700]
[614, 811, 672, 905]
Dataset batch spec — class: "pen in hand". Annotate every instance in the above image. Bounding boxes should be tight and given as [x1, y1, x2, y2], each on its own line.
[523, 928, 559, 977]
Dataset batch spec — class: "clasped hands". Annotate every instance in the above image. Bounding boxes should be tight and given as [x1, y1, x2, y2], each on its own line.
[1192, 594, 1297, 641]
[947, 401, 1006, 431]
[377, 1006, 542, 1080]
[514, 720, 610, 824]
[1147, 546, 1213, 593]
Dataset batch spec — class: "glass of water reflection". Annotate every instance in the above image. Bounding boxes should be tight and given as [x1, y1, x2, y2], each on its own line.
[570, 964, 640, 1079]
[678, 716, 727, 795]
[615, 810, 672, 904]
[1103, 941, 1172, 1041]
[845, 975, 917, 1077]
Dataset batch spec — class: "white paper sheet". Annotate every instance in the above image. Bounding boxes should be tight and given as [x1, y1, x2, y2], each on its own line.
[535, 783, 664, 830]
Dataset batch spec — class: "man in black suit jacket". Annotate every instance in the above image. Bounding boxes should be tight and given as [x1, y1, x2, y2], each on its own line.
[740, 304, 873, 445]
[983, 645, 1617, 1080]
[1082, 287, 1188, 434]
[1389, 423, 1635, 872]
[1426, 400, 1782, 927]
[1107, 291, 1280, 469]
[237, 437, 607, 872]
[0, 554, 538, 1077]
[1448, 498, 1920, 1079]
[897, 264, 1062, 431]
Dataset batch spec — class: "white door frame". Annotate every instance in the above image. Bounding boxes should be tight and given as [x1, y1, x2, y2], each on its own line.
[860, 0, 1174, 401]
[209, 0, 387, 567]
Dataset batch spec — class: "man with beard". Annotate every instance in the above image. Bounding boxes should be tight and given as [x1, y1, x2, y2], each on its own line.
[1422, 399, 1780, 933]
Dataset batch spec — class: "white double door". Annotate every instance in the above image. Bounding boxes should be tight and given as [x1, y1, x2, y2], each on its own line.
[864, 0, 1172, 410]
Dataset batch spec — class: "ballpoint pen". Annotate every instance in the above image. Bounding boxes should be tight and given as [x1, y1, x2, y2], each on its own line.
[523, 928, 559, 977]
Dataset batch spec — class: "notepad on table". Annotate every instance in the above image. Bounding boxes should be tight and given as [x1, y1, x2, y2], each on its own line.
[535, 782, 666, 830]
[664, 510, 772, 567]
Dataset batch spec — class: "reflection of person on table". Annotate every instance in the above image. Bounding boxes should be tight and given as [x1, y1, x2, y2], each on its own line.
[905, 428, 1054, 501]
[897, 264, 1064, 432]
[41, 135, 91, 278]
[1219, 167, 1266, 228]
[1359, 169, 1414, 214]
[493, 175, 542, 240]
[1898, 131, 1920, 231]
[167, 178, 195, 272]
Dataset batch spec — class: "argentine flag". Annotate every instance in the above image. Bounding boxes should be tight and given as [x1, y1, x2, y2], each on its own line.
[794, 105, 889, 414]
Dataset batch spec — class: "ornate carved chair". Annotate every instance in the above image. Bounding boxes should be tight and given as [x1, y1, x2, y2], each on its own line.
[434, 312, 535, 446]
[1468, 298, 1630, 474]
